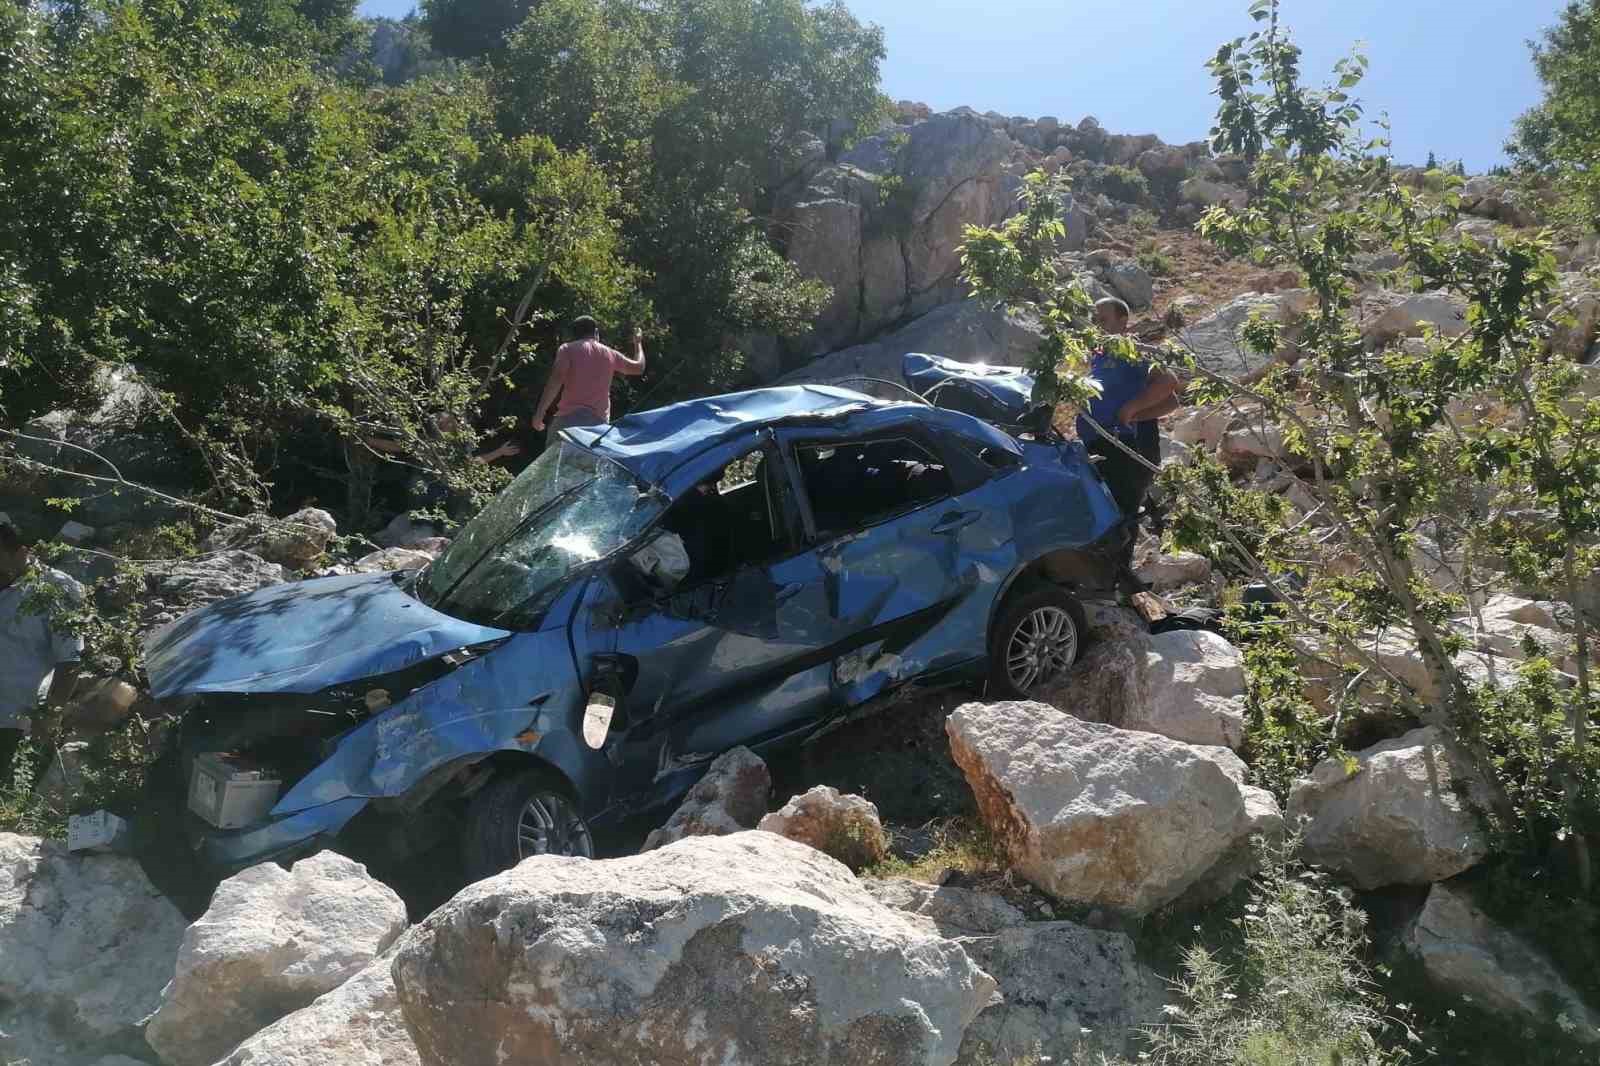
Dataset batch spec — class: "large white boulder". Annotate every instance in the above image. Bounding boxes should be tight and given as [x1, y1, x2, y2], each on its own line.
[1287, 727, 1493, 889]
[945, 702, 1267, 914]
[145, 851, 408, 1066]
[1044, 629, 1247, 751]
[758, 785, 890, 870]
[216, 948, 421, 1066]
[641, 745, 771, 851]
[1406, 881, 1600, 1044]
[0, 834, 186, 1060]
[1362, 291, 1469, 347]
[1177, 291, 1313, 378]
[391, 832, 997, 1066]
[1134, 550, 1213, 591]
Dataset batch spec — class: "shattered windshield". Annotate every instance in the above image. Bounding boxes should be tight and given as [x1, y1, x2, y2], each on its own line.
[420, 442, 663, 626]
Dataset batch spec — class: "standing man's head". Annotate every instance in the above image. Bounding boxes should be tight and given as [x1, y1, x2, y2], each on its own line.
[572, 316, 600, 340]
[1092, 297, 1131, 335]
[0, 521, 28, 584]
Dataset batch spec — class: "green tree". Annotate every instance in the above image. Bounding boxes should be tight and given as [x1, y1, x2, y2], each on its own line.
[962, 0, 1600, 899]
[491, 0, 881, 399]
[419, 0, 532, 59]
[1, 0, 642, 520]
[1509, 1, 1600, 229]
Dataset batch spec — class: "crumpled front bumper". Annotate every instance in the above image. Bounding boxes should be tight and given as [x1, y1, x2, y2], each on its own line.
[191, 796, 368, 874]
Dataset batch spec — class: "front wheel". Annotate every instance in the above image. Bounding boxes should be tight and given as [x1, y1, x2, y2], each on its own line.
[461, 768, 594, 883]
[988, 583, 1086, 700]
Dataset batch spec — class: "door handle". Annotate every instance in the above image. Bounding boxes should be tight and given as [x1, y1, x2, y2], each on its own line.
[931, 510, 981, 535]
[775, 581, 804, 603]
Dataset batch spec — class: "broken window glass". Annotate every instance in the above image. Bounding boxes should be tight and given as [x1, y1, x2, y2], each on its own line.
[420, 442, 663, 625]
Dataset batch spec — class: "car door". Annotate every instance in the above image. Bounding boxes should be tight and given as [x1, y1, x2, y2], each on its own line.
[592, 438, 845, 808]
[775, 423, 996, 706]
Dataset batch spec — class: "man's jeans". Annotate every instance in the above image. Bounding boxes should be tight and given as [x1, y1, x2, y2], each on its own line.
[547, 407, 606, 445]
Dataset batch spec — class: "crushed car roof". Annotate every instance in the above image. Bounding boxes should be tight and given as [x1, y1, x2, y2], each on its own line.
[566, 384, 1019, 487]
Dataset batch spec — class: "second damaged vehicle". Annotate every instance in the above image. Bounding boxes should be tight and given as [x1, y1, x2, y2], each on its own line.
[143, 383, 1127, 879]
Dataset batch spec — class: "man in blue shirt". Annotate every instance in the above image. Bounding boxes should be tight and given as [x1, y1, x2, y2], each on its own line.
[1077, 297, 1182, 524]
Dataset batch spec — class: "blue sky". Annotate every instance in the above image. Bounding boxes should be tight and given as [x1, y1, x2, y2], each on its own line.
[355, 0, 1565, 172]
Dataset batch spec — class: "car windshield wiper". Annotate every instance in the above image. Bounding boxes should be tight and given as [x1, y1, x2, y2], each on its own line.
[430, 479, 595, 614]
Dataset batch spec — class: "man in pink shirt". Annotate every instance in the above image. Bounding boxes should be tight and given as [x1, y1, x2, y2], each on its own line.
[532, 316, 646, 443]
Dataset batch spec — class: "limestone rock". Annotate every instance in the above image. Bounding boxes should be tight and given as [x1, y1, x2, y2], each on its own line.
[216, 948, 421, 1066]
[785, 298, 1042, 388]
[352, 547, 436, 573]
[1168, 405, 1231, 450]
[1134, 551, 1213, 591]
[145, 851, 408, 1066]
[861, 877, 1026, 936]
[0, 833, 186, 1059]
[1405, 880, 1600, 1044]
[1288, 727, 1493, 889]
[1103, 260, 1154, 311]
[391, 832, 997, 1066]
[758, 785, 890, 870]
[1178, 177, 1247, 210]
[1362, 291, 1469, 347]
[786, 194, 864, 349]
[641, 746, 770, 852]
[1044, 628, 1246, 751]
[203, 508, 337, 570]
[1177, 291, 1312, 378]
[138, 551, 286, 631]
[955, 921, 1164, 1064]
[1186, 784, 1286, 905]
[1551, 273, 1600, 359]
[945, 702, 1258, 914]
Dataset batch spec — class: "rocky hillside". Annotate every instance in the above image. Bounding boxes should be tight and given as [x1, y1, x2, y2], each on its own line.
[752, 103, 1598, 389]
[6, 102, 1600, 1066]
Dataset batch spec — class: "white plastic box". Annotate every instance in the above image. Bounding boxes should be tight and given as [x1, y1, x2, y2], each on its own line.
[187, 753, 282, 829]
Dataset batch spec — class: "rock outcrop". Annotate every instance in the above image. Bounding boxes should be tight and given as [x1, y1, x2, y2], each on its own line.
[757, 784, 890, 870]
[955, 921, 1164, 1064]
[1043, 628, 1248, 751]
[0, 833, 187, 1062]
[1406, 880, 1600, 1044]
[946, 701, 1273, 914]
[642, 745, 771, 851]
[1176, 290, 1313, 377]
[202, 507, 337, 570]
[216, 948, 420, 1066]
[1287, 726, 1493, 889]
[137, 550, 286, 630]
[391, 832, 996, 1066]
[145, 851, 408, 1066]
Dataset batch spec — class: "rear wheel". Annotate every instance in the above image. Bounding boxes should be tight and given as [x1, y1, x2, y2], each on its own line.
[461, 768, 593, 883]
[988, 583, 1086, 700]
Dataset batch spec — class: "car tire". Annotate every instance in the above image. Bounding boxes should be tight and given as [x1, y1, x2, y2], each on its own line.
[461, 767, 594, 883]
[988, 582, 1087, 700]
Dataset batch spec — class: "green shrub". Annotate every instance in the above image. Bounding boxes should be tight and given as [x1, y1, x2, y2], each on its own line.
[1139, 840, 1411, 1066]
[1098, 165, 1150, 204]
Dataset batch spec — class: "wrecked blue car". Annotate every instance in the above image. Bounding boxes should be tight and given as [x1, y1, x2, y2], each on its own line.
[143, 383, 1126, 878]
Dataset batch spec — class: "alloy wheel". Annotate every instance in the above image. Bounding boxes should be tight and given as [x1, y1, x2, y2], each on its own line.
[516, 792, 594, 860]
[1004, 605, 1079, 692]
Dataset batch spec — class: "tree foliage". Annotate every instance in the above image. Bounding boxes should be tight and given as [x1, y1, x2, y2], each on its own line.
[2, 0, 873, 524]
[962, 0, 1600, 901]
[1509, 1, 1600, 230]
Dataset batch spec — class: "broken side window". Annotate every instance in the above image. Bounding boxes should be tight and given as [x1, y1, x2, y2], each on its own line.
[794, 436, 954, 538]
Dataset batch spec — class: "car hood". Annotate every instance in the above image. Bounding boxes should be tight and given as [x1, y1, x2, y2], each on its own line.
[143, 570, 512, 699]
